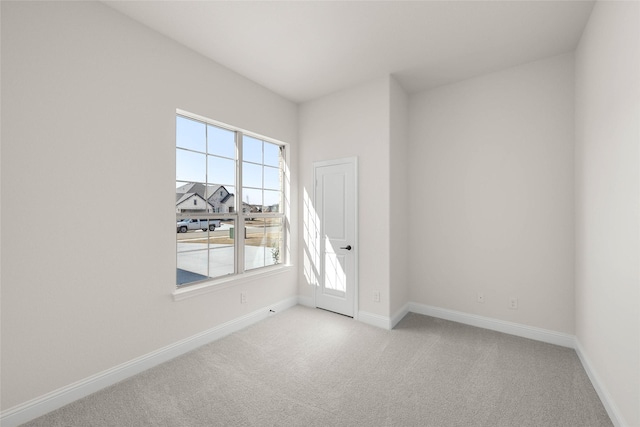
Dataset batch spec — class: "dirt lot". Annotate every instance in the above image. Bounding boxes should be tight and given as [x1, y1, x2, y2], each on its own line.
[181, 219, 281, 247]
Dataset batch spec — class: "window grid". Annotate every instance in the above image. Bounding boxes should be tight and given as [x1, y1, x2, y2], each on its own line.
[176, 112, 286, 287]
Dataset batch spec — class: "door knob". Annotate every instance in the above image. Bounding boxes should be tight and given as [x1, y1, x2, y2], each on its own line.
[340, 245, 352, 251]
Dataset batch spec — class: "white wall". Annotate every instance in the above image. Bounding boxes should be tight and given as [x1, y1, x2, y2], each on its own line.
[409, 54, 575, 334]
[574, 1, 640, 426]
[1, 1, 297, 411]
[389, 77, 410, 318]
[298, 77, 391, 318]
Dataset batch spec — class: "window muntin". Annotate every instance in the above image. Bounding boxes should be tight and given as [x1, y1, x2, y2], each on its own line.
[176, 113, 286, 288]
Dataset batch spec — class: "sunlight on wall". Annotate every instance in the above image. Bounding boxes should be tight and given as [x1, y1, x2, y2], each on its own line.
[303, 189, 320, 286]
[283, 160, 292, 264]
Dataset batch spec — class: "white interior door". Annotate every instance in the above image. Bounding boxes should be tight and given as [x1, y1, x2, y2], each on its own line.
[314, 157, 357, 317]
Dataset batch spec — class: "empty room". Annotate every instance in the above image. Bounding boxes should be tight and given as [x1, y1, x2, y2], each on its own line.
[1, 1, 638, 426]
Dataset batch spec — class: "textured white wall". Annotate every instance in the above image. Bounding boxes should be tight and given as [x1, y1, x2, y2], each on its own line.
[575, 2, 640, 426]
[408, 54, 575, 333]
[1, 1, 297, 410]
[298, 77, 391, 317]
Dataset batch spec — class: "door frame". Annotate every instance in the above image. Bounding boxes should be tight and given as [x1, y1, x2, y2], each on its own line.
[313, 156, 359, 319]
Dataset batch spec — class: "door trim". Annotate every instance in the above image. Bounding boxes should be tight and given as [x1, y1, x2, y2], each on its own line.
[313, 156, 359, 319]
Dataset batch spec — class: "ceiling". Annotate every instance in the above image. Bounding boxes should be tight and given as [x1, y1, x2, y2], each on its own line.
[104, 1, 595, 104]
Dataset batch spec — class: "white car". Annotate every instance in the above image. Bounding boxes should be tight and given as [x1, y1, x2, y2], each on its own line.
[176, 218, 221, 233]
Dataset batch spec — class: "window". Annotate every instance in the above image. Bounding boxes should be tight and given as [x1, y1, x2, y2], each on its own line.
[176, 112, 286, 287]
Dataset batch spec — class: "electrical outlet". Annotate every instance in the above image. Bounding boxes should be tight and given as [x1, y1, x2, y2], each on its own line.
[373, 290, 380, 302]
[509, 297, 518, 309]
[477, 292, 485, 303]
[241, 292, 247, 304]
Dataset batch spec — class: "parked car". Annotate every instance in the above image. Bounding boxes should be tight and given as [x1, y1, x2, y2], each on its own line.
[176, 218, 221, 233]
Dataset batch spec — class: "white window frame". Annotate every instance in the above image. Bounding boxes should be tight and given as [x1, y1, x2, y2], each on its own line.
[174, 109, 290, 299]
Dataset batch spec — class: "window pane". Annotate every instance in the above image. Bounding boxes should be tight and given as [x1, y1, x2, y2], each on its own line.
[176, 218, 235, 286]
[177, 116, 206, 152]
[208, 125, 235, 159]
[208, 155, 235, 186]
[207, 218, 235, 278]
[242, 188, 262, 212]
[177, 221, 209, 285]
[264, 166, 280, 190]
[243, 136, 262, 164]
[264, 142, 280, 167]
[205, 185, 235, 214]
[243, 162, 262, 188]
[245, 218, 283, 271]
[176, 189, 210, 214]
[177, 250, 209, 286]
[177, 149, 206, 183]
[225, 186, 236, 214]
[263, 190, 281, 212]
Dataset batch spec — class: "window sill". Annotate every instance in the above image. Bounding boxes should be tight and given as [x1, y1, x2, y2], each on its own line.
[172, 264, 294, 302]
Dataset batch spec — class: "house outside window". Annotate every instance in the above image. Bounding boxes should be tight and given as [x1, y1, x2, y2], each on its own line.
[176, 111, 286, 287]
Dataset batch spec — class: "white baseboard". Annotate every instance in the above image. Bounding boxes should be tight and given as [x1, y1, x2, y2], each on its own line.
[391, 303, 410, 329]
[408, 302, 575, 348]
[297, 296, 393, 330]
[358, 310, 392, 330]
[0, 296, 299, 427]
[574, 339, 626, 427]
[297, 295, 315, 308]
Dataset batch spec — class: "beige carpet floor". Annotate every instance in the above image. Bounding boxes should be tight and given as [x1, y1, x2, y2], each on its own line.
[22, 305, 612, 426]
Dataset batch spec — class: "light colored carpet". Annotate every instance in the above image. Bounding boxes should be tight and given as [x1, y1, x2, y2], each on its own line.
[22, 306, 612, 426]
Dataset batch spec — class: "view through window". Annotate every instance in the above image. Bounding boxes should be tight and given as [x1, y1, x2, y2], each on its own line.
[176, 113, 285, 287]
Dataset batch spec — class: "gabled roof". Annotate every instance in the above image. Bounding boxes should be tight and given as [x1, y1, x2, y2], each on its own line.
[176, 182, 206, 196]
[219, 192, 233, 204]
[176, 192, 191, 204]
[177, 182, 235, 206]
[176, 192, 209, 207]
